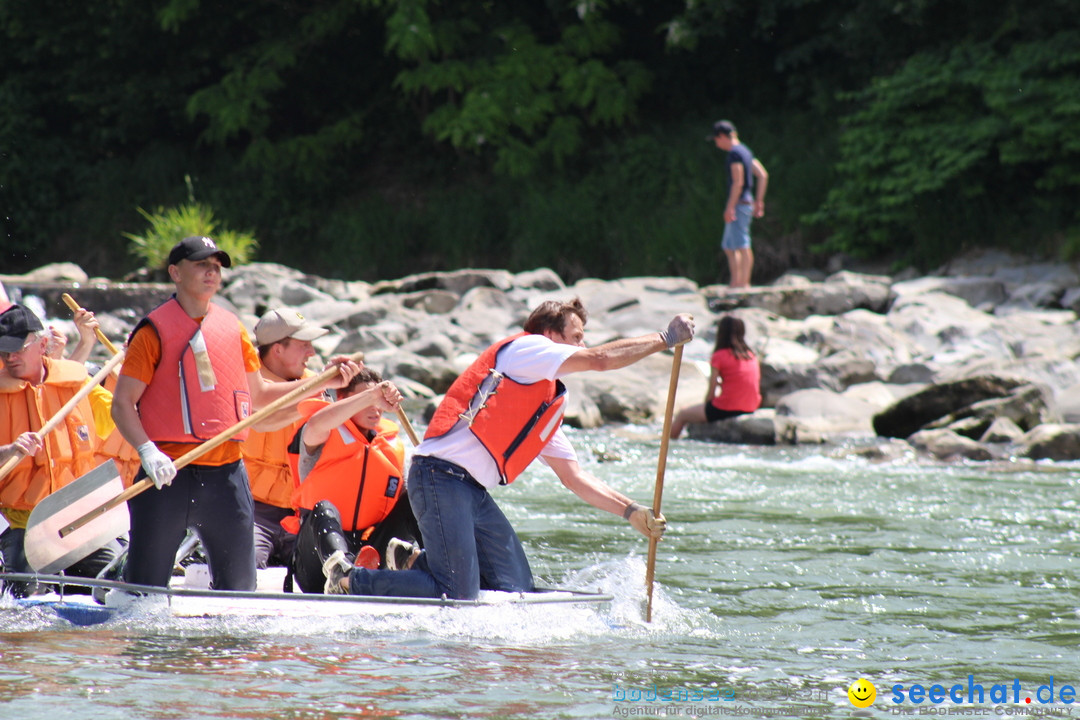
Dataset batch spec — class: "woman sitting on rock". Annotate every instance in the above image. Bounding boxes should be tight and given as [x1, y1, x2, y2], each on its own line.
[671, 315, 761, 439]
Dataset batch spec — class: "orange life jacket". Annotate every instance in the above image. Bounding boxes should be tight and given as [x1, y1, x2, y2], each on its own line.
[242, 367, 314, 509]
[287, 399, 405, 532]
[136, 297, 252, 443]
[425, 332, 567, 484]
[0, 357, 102, 512]
[94, 372, 139, 488]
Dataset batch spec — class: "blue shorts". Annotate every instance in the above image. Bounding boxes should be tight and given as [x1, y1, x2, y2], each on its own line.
[721, 203, 753, 251]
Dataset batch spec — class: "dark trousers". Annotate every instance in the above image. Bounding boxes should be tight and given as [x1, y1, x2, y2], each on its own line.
[253, 501, 297, 569]
[292, 490, 422, 593]
[125, 460, 256, 591]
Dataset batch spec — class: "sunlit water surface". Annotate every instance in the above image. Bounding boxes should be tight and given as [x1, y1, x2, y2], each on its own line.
[3, 426, 1080, 719]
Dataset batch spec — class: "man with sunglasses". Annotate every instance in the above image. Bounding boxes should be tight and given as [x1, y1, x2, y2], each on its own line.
[0, 303, 122, 595]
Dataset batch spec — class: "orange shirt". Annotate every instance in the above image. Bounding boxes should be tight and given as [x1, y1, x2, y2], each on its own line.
[121, 318, 261, 465]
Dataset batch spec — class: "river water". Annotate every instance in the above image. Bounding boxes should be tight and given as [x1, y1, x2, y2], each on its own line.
[2, 425, 1079, 719]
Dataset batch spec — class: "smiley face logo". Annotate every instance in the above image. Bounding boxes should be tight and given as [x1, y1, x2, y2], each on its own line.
[848, 679, 876, 708]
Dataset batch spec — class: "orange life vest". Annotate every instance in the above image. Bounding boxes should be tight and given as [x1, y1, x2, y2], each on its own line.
[242, 367, 315, 509]
[0, 358, 102, 512]
[93, 372, 139, 488]
[136, 297, 252, 443]
[425, 332, 567, 484]
[287, 399, 405, 532]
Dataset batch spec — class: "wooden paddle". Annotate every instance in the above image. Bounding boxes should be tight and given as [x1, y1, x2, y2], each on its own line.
[0, 350, 126, 483]
[45, 351, 364, 544]
[396, 408, 420, 446]
[645, 343, 684, 623]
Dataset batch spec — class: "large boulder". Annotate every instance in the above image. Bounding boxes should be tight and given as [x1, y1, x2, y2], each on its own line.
[774, 388, 881, 440]
[925, 383, 1057, 438]
[873, 375, 1030, 438]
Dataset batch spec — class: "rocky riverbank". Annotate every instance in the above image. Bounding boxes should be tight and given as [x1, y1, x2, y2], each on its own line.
[4, 249, 1080, 462]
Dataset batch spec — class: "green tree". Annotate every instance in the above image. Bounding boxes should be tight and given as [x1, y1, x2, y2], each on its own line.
[809, 28, 1080, 264]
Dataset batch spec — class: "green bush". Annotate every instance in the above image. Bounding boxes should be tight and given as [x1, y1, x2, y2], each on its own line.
[124, 201, 259, 270]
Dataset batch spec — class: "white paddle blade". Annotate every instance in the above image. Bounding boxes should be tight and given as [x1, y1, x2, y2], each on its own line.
[24, 461, 130, 574]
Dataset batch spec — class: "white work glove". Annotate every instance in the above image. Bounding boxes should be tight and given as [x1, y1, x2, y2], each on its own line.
[658, 314, 695, 349]
[136, 441, 177, 489]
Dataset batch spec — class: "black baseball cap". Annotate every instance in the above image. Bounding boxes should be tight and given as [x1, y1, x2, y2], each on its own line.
[0, 304, 45, 353]
[706, 120, 737, 140]
[167, 236, 232, 268]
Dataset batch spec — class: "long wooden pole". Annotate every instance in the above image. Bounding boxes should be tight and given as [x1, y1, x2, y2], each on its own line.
[58, 351, 364, 537]
[396, 408, 420, 446]
[645, 344, 684, 623]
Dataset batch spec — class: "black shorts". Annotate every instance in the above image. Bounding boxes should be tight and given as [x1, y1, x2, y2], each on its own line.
[705, 404, 748, 422]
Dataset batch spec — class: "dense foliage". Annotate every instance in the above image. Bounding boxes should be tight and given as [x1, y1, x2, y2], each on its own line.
[1, 0, 1077, 282]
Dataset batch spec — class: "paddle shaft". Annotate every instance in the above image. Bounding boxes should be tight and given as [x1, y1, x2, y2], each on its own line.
[645, 343, 683, 623]
[59, 351, 364, 537]
[64, 294, 416, 446]
[61, 293, 121, 355]
[0, 350, 127, 483]
[396, 408, 420, 446]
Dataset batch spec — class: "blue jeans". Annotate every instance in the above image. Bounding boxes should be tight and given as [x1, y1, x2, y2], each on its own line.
[721, 203, 753, 250]
[348, 455, 533, 600]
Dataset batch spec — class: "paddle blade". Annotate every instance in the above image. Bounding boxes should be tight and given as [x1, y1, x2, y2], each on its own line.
[24, 461, 129, 573]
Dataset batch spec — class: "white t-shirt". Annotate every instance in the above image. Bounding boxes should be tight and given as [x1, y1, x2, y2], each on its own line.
[416, 333, 580, 489]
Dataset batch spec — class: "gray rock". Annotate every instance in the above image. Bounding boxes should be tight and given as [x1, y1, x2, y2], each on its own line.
[514, 268, 565, 291]
[1057, 382, 1080, 423]
[891, 276, 1009, 311]
[384, 352, 461, 395]
[980, 417, 1024, 443]
[775, 388, 880, 439]
[563, 390, 603, 429]
[842, 438, 915, 463]
[925, 383, 1056, 437]
[373, 268, 515, 296]
[873, 375, 1030, 439]
[908, 429, 995, 461]
[1016, 424, 1080, 461]
[400, 290, 459, 315]
[448, 287, 528, 347]
[295, 299, 368, 329]
[400, 332, 458, 359]
[686, 410, 777, 445]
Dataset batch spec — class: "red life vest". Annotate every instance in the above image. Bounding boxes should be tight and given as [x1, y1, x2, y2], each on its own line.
[425, 332, 567, 485]
[137, 297, 252, 443]
[287, 398, 405, 533]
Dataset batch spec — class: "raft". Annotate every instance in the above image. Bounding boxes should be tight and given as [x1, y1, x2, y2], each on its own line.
[1, 567, 613, 627]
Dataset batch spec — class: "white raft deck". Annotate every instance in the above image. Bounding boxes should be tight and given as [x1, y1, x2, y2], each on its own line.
[2, 566, 613, 627]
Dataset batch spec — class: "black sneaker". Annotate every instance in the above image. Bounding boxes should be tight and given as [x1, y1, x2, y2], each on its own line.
[386, 538, 420, 571]
[321, 550, 351, 594]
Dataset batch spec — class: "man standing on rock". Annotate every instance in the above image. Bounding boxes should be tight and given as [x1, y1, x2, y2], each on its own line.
[708, 120, 769, 290]
[322, 297, 694, 599]
[111, 236, 359, 590]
